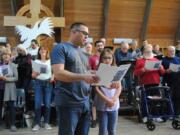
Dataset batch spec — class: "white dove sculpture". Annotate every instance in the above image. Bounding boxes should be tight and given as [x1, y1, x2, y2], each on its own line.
[15, 17, 54, 48]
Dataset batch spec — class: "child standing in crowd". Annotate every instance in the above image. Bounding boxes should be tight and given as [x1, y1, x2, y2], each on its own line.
[94, 49, 121, 135]
[31, 46, 53, 131]
[0, 49, 18, 132]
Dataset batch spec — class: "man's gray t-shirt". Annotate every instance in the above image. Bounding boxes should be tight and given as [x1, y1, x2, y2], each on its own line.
[51, 42, 90, 107]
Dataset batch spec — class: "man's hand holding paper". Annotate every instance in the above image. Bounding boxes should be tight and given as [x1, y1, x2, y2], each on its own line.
[144, 60, 162, 70]
[95, 63, 131, 87]
[169, 63, 180, 72]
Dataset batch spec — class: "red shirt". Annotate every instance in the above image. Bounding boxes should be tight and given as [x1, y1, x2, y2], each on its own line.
[134, 57, 165, 85]
[89, 55, 100, 70]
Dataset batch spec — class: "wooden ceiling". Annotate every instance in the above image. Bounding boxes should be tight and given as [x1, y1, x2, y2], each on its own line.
[0, 0, 180, 48]
[148, 0, 180, 39]
[108, 0, 146, 38]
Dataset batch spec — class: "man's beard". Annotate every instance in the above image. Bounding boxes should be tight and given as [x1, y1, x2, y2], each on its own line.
[98, 48, 104, 53]
[143, 53, 154, 59]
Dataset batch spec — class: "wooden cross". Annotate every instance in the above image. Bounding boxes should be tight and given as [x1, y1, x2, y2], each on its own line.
[4, 0, 65, 27]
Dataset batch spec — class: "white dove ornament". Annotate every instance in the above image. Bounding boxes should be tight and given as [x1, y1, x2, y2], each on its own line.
[15, 17, 54, 48]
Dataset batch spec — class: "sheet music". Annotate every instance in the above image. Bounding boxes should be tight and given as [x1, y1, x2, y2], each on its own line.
[145, 60, 161, 70]
[169, 63, 180, 72]
[32, 61, 48, 73]
[0, 65, 10, 76]
[95, 63, 131, 87]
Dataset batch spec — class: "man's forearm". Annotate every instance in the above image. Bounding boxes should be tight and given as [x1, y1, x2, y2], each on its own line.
[54, 69, 84, 82]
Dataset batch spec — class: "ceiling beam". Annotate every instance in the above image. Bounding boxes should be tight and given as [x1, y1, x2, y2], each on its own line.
[59, 0, 64, 17]
[10, 0, 17, 15]
[54, 0, 64, 43]
[174, 20, 180, 45]
[140, 0, 153, 45]
[59, 0, 64, 42]
[102, 0, 110, 38]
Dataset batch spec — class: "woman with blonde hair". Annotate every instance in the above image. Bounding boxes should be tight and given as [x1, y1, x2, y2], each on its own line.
[0, 50, 18, 131]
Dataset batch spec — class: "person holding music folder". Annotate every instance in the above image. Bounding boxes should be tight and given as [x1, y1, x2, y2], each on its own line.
[31, 46, 53, 131]
[51, 22, 120, 135]
[0, 49, 18, 132]
[162, 46, 180, 119]
[134, 44, 165, 123]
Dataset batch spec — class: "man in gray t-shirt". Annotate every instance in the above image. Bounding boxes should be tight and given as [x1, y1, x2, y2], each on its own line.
[51, 22, 99, 135]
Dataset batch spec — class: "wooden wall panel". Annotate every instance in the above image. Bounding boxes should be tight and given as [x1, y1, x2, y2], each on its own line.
[24, 0, 56, 12]
[62, 0, 103, 41]
[108, 0, 146, 38]
[147, 0, 180, 39]
[1, 0, 180, 49]
[0, 0, 17, 46]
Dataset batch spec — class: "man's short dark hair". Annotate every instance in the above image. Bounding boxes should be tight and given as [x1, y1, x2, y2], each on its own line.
[95, 40, 103, 47]
[31, 39, 38, 44]
[70, 22, 87, 30]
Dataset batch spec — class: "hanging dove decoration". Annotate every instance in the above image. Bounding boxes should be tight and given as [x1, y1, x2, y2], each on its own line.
[15, 17, 54, 48]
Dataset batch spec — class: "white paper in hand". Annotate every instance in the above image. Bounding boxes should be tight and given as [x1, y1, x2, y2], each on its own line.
[96, 63, 131, 87]
[32, 61, 48, 73]
[145, 60, 161, 70]
[0, 65, 10, 76]
[169, 63, 180, 72]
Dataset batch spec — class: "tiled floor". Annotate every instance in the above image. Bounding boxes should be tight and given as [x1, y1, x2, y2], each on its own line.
[0, 116, 180, 135]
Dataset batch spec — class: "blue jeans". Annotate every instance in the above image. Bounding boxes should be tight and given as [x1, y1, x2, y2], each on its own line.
[97, 110, 118, 135]
[57, 104, 90, 135]
[32, 79, 52, 125]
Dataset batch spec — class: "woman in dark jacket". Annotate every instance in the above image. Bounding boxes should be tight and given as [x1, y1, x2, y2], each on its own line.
[14, 44, 32, 110]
